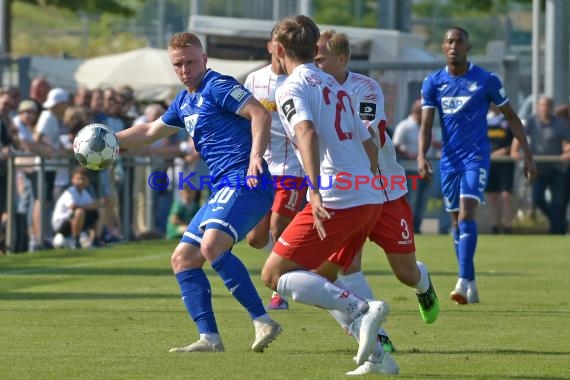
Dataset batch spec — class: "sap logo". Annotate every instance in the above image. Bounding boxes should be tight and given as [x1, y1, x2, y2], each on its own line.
[441, 96, 470, 114]
[184, 114, 198, 137]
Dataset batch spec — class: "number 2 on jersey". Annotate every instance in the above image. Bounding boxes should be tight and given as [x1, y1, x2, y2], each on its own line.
[322, 87, 353, 141]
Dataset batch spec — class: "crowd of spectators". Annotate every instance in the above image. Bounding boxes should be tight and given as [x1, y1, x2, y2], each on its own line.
[1, 77, 569, 255]
[0, 76, 204, 254]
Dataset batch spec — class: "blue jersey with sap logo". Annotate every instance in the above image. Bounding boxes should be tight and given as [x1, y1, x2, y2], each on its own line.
[161, 69, 257, 185]
[421, 63, 508, 173]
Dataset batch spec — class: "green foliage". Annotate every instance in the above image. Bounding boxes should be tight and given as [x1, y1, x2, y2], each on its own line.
[313, 0, 378, 28]
[411, 0, 527, 54]
[1, 236, 569, 379]
[11, 1, 147, 58]
[14, 0, 139, 16]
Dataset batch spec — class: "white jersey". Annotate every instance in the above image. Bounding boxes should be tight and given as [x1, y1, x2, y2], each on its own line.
[51, 186, 95, 231]
[275, 63, 384, 209]
[244, 65, 303, 177]
[343, 71, 407, 201]
[36, 110, 61, 172]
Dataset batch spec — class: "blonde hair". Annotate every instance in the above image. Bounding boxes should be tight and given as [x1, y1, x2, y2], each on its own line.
[320, 29, 351, 61]
[168, 32, 204, 51]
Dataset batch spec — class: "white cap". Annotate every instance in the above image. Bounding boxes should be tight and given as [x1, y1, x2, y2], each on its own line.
[43, 88, 70, 108]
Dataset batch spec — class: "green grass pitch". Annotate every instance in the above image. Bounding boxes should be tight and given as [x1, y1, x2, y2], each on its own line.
[1, 235, 569, 379]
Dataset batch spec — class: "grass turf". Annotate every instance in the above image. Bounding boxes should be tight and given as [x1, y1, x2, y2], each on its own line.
[0, 235, 569, 379]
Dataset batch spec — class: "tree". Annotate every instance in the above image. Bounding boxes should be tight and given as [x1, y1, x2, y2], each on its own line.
[4, 0, 141, 54]
[16, 0, 137, 16]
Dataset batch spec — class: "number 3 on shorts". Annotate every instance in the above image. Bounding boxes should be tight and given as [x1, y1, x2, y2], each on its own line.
[478, 168, 487, 193]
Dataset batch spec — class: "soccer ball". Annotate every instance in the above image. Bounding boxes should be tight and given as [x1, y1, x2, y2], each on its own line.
[73, 123, 119, 170]
[52, 233, 66, 249]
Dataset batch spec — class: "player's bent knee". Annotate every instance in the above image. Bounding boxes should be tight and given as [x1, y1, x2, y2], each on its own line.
[171, 245, 203, 272]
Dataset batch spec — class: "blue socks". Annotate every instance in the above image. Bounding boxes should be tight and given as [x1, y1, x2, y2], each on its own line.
[211, 251, 266, 320]
[176, 269, 218, 334]
[458, 220, 477, 281]
[452, 226, 460, 262]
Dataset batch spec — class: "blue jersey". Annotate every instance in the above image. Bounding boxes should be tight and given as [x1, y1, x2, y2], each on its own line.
[421, 63, 508, 173]
[162, 69, 256, 186]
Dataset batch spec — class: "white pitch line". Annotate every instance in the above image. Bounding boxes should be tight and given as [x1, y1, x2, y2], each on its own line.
[0, 252, 169, 276]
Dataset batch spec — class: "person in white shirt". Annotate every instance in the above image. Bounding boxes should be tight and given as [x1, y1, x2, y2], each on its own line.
[33, 88, 70, 249]
[52, 167, 101, 249]
[314, 29, 438, 374]
[259, 15, 392, 374]
[244, 27, 306, 310]
[392, 99, 433, 233]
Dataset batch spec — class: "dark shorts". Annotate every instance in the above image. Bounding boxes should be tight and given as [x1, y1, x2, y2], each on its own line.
[485, 162, 514, 193]
[26, 171, 56, 202]
[56, 209, 99, 235]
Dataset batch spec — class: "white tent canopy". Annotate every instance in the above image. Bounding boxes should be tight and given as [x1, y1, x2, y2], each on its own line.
[74, 47, 266, 100]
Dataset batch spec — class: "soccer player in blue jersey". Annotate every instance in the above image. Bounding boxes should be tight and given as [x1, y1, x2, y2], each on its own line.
[116, 32, 282, 352]
[418, 27, 537, 304]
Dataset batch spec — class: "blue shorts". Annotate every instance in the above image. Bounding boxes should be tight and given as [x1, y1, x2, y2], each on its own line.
[441, 167, 489, 212]
[181, 185, 274, 245]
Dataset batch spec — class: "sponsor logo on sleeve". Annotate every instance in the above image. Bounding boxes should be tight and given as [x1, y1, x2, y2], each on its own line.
[359, 102, 376, 121]
[281, 99, 296, 122]
[230, 86, 247, 102]
[499, 87, 506, 99]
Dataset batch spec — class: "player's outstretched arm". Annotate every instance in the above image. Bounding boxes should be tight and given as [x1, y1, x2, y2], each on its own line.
[238, 97, 271, 187]
[418, 107, 435, 181]
[500, 103, 537, 182]
[116, 119, 178, 150]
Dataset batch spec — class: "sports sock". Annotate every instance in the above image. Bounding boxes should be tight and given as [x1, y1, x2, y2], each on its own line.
[176, 268, 218, 334]
[211, 251, 266, 320]
[277, 271, 368, 319]
[452, 226, 460, 262]
[458, 220, 477, 281]
[338, 271, 375, 299]
[415, 261, 430, 294]
[262, 230, 274, 253]
[271, 291, 288, 302]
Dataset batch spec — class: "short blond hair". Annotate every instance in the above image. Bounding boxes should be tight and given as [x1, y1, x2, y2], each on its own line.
[168, 32, 204, 51]
[320, 29, 351, 61]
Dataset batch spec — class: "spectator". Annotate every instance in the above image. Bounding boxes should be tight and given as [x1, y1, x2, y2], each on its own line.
[30, 77, 51, 105]
[393, 99, 432, 233]
[33, 87, 70, 249]
[13, 99, 53, 251]
[486, 103, 515, 234]
[555, 103, 570, 225]
[512, 96, 570, 234]
[130, 103, 169, 239]
[51, 166, 101, 249]
[0, 90, 20, 253]
[74, 86, 92, 109]
[166, 183, 201, 240]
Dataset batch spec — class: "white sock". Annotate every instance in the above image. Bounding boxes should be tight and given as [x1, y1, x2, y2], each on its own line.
[328, 279, 357, 331]
[262, 231, 274, 253]
[254, 313, 272, 323]
[468, 280, 477, 290]
[415, 261, 431, 294]
[339, 271, 375, 300]
[200, 333, 220, 344]
[271, 291, 288, 302]
[277, 271, 367, 319]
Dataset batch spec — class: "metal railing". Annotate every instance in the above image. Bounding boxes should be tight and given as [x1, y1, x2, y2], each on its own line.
[2, 152, 568, 253]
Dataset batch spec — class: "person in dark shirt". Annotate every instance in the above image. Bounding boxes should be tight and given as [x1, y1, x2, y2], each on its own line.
[485, 103, 515, 234]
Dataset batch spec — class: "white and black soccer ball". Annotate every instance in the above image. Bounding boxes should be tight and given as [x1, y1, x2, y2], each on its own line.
[73, 123, 119, 171]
